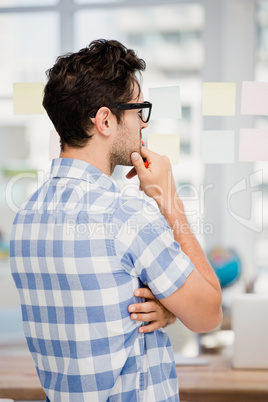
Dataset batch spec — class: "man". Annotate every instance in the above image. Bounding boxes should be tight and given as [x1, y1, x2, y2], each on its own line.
[10, 39, 222, 401]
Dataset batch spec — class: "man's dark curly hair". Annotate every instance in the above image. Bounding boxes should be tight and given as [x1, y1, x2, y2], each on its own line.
[42, 39, 146, 150]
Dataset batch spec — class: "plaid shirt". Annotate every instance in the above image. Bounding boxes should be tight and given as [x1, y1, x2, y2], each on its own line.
[10, 158, 194, 402]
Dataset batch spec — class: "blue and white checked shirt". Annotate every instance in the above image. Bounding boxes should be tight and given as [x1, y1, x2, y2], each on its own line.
[10, 158, 194, 402]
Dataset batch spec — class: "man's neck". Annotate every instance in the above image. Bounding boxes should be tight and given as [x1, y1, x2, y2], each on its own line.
[60, 146, 111, 176]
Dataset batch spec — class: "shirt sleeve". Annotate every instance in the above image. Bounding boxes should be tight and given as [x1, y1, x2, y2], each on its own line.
[113, 198, 195, 300]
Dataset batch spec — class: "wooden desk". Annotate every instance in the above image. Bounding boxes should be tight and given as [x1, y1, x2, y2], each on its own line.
[0, 355, 46, 400]
[177, 354, 268, 402]
[0, 354, 268, 401]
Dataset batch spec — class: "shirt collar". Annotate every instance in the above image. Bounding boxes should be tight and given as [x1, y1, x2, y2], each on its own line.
[49, 158, 119, 193]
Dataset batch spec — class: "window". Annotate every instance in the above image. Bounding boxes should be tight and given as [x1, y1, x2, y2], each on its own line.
[0, 1, 205, 356]
[0, 12, 59, 98]
[254, 0, 268, 289]
[0, 0, 58, 5]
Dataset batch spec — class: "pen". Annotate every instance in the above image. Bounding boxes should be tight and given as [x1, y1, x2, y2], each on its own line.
[141, 140, 149, 168]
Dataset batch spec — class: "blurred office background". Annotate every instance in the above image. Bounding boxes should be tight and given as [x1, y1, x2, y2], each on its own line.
[0, 0, 267, 357]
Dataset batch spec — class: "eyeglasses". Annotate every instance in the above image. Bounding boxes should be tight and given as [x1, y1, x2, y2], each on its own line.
[89, 101, 152, 123]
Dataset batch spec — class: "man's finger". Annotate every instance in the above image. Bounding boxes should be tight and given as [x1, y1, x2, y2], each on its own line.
[140, 146, 159, 161]
[134, 287, 155, 300]
[128, 301, 156, 314]
[130, 312, 157, 322]
[138, 322, 159, 334]
[126, 167, 137, 179]
[130, 152, 146, 175]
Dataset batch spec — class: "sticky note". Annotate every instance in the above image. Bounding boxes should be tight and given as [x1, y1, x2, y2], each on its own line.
[239, 129, 268, 161]
[241, 81, 268, 115]
[202, 131, 235, 163]
[49, 130, 61, 160]
[147, 134, 180, 164]
[202, 82, 236, 116]
[148, 86, 181, 120]
[13, 82, 45, 114]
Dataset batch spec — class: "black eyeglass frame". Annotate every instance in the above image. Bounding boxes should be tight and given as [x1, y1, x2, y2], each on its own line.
[89, 101, 152, 123]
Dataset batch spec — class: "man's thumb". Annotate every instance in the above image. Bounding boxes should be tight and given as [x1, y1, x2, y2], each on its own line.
[131, 152, 144, 168]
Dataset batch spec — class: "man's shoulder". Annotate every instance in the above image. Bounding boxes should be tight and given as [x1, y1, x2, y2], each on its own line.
[112, 194, 170, 232]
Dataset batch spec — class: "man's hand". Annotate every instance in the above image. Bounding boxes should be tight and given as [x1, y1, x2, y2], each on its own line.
[126, 148, 180, 216]
[127, 148, 222, 333]
[128, 287, 176, 334]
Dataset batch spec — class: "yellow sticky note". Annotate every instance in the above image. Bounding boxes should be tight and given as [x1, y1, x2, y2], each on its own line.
[147, 134, 180, 164]
[202, 82, 236, 116]
[13, 82, 45, 115]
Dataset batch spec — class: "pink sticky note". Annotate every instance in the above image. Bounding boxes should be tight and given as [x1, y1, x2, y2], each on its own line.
[49, 130, 60, 160]
[239, 128, 268, 161]
[241, 81, 268, 115]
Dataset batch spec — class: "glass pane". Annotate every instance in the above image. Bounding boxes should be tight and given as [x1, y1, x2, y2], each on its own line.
[0, 12, 60, 97]
[74, 4, 205, 74]
[254, 1, 268, 278]
[256, 0, 268, 80]
[74, 3, 204, 168]
[0, 0, 58, 5]
[75, 9, 120, 48]
[75, 0, 123, 3]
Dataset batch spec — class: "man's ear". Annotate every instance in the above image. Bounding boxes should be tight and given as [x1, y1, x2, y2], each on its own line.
[93, 107, 115, 137]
